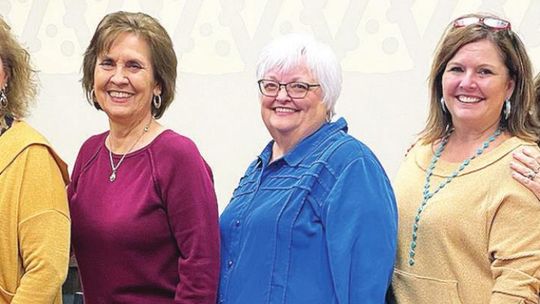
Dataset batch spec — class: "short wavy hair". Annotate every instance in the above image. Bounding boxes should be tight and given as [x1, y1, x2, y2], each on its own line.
[82, 11, 177, 119]
[0, 15, 37, 119]
[256, 33, 342, 120]
[421, 13, 539, 143]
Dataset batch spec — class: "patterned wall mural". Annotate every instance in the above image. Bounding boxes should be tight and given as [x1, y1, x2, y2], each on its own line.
[3, 0, 540, 209]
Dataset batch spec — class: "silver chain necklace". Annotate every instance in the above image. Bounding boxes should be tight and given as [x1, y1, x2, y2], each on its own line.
[108, 122, 150, 182]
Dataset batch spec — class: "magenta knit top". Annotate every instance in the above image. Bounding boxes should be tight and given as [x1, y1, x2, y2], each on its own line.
[68, 130, 220, 304]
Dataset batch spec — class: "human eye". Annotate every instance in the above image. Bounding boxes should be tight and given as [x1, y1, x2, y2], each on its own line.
[98, 58, 114, 69]
[289, 82, 309, 92]
[263, 81, 279, 91]
[478, 68, 494, 76]
[446, 65, 463, 73]
[126, 61, 143, 71]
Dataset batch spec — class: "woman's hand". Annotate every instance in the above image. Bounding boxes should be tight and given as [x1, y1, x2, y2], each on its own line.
[511, 147, 540, 200]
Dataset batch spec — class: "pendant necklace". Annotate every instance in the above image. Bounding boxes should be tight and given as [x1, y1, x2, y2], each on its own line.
[408, 127, 502, 266]
[108, 120, 151, 182]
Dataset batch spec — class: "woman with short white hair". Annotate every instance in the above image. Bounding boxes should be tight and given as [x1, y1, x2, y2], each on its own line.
[218, 33, 397, 304]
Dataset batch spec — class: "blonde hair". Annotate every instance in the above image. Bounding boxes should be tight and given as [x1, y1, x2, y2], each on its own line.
[82, 11, 177, 119]
[0, 15, 37, 120]
[421, 13, 539, 143]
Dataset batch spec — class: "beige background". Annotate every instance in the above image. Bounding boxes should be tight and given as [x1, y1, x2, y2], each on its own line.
[3, 0, 540, 211]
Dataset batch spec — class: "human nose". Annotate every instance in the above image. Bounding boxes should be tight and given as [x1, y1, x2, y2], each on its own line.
[110, 66, 128, 84]
[275, 84, 290, 101]
[459, 71, 477, 90]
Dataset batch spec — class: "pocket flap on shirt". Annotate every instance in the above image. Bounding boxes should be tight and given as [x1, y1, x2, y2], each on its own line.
[392, 268, 464, 304]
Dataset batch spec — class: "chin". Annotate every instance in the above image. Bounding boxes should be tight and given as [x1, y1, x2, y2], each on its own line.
[268, 118, 296, 131]
[103, 108, 134, 120]
[266, 122, 297, 135]
[268, 125, 293, 133]
[451, 114, 486, 124]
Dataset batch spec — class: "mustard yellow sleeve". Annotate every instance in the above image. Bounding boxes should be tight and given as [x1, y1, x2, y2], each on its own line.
[489, 184, 540, 304]
[11, 145, 70, 304]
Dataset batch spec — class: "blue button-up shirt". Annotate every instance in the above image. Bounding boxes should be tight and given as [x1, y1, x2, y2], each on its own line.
[219, 118, 397, 304]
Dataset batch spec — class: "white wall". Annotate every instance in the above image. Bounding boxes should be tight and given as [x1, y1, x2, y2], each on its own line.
[4, 0, 540, 212]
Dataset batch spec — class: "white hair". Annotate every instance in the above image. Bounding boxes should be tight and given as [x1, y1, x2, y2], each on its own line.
[256, 33, 342, 119]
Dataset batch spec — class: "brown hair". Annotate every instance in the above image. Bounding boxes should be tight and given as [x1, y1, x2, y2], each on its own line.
[82, 11, 177, 119]
[535, 73, 540, 107]
[533, 73, 540, 139]
[0, 15, 37, 119]
[420, 13, 539, 143]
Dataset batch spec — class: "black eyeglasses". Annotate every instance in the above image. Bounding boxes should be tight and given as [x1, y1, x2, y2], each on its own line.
[452, 16, 511, 30]
[257, 79, 320, 99]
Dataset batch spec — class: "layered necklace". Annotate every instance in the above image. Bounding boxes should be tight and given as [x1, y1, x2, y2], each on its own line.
[107, 119, 151, 182]
[408, 127, 502, 266]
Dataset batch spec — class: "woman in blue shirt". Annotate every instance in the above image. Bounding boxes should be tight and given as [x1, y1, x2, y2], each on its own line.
[219, 33, 398, 304]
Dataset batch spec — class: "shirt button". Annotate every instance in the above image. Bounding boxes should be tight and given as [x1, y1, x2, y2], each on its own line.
[235, 220, 241, 227]
[227, 260, 234, 268]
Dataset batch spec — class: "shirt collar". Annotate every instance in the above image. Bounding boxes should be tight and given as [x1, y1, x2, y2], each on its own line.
[257, 141, 274, 168]
[256, 117, 348, 168]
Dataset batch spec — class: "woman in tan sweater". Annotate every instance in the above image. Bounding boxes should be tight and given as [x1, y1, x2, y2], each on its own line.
[391, 13, 540, 304]
[0, 16, 70, 304]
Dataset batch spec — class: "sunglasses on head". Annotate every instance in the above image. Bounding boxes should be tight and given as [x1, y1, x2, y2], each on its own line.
[452, 16, 511, 30]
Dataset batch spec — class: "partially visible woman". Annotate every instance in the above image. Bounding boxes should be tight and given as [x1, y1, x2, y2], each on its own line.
[391, 13, 540, 304]
[219, 34, 397, 304]
[0, 16, 70, 304]
[68, 12, 220, 303]
[511, 73, 540, 198]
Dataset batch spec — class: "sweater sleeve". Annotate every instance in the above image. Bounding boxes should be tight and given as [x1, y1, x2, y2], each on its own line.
[489, 183, 540, 304]
[156, 140, 220, 304]
[322, 157, 398, 304]
[67, 144, 82, 201]
[12, 145, 71, 304]
[67, 134, 102, 200]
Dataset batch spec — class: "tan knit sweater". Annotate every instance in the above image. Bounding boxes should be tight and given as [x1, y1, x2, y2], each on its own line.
[392, 136, 540, 304]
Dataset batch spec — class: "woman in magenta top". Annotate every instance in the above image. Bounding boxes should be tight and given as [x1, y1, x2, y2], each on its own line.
[68, 12, 220, 303]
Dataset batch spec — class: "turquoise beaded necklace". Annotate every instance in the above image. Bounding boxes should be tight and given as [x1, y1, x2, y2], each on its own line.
[408, 127, 502, 266]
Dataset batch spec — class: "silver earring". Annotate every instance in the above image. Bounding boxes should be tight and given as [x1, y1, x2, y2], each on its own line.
[504, 99, 511, 120]
[153, 95, 162, 110]
[90, 89, 97, 104]
[0, 86, 7, 109]
[440, 97, 447, 113]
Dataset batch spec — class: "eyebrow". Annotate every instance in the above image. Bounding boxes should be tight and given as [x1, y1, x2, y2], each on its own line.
[446, 61, 498, 69]
[97, 55, 146, 65]
[264, 75, 310, 82]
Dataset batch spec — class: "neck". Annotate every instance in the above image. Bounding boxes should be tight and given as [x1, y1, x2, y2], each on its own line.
[108, 115, 153, 153]
[440, 120, 505, 162]
[269, 121, 326, 162]
[271, 137, 297, 162]
[450, 120, 501, 144]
